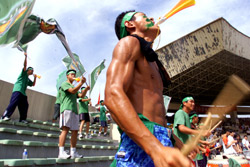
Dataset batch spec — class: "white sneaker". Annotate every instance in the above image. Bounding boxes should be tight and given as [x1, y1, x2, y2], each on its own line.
[98, 133, 101, 136]
[78, 134, 83, 139]
[71, 152, 83, 158]
[2, 117, 10, 121]
[58, 151, 71, 159]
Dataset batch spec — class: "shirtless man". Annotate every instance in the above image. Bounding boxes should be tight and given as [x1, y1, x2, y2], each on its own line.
[105, 10, 191, 167]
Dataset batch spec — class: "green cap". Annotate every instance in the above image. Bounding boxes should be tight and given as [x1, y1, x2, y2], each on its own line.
[179, 96, 194, 109]
[120, 12, 137, 39]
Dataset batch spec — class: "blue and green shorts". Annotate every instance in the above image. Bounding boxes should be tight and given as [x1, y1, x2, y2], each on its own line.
[115, 125, 173, 167]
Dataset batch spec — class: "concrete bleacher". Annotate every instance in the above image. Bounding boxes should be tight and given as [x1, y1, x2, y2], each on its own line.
[0, 119, 119, 167]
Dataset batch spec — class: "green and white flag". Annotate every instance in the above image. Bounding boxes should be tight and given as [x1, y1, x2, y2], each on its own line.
[62, 53, 86, 78]
[163, 95, 171, 114]
[0, 0, 35, 46]
[56, 70, 67, 91]
[90, 60, 105, 94]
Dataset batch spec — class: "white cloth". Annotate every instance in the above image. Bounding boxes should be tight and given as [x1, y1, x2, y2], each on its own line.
[242, 138, 250, 148]
[225, 135, 237, 154]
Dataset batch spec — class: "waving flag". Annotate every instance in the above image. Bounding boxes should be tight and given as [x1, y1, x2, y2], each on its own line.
[62, 53, 86, 78]
[17, 14, 83, 76]
[15, 15, 63, 51]
[16, 14, 41, 52]
[90, 60, 105, 94]
[0, 0, 35, 46]
[56, 70, 67, 91]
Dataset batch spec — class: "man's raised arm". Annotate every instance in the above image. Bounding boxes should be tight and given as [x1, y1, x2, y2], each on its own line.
[23, 52, 27, 71]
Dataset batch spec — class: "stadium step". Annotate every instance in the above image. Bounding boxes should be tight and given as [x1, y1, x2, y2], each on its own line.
[0, 118, 118, 167]
[0, 120, 110, 137]
[0, 127, 118, 146]
[0, 139, 118, 159]
[0, 156, 114, 167]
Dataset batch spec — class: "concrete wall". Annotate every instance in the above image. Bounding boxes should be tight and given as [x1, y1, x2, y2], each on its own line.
[0, 79, 55, 121]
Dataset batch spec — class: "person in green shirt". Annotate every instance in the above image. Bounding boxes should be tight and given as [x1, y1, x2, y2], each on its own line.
[58, 69, 88, 159]
[98, 100, 108, 136]
[1, 53, 37, 123]
[52, 87, 61, 123]
[190, 110, 199, 130]
[174, 97, 211, 143]
[78, 86, 91, 139]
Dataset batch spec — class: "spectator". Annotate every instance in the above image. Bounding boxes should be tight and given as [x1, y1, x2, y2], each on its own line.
[1, 53, 37, 123]
[189, 110, 198, 130]
[173, 97, 210, 143]
[58, 69, 86, 159]
[105, 10, 191, 167]
[78, 86, 91, 139]
[235, 134, 243, 153]
[223, 130, 237, 154]
[242, 135, 250, 151]
[98, 100, 108, 136]
[52, 87, 61, 123]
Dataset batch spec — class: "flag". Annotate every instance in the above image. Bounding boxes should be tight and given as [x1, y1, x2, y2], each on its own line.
[62, 53, 86, 78]
[16, 15, 63, 51]
[90, 60, 105, 94]
[56, 70, 67, 91]
[15, 14, 42, 52]
[0, 0, 35, 46]
[163, 95, 171, 114]
[97, 92, 100, 105]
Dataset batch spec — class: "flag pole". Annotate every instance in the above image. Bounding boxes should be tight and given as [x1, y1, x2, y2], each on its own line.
[88, 74, 91, 98]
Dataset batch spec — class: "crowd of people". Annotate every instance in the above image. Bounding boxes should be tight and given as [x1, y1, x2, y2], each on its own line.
[0, 56, 110, 159]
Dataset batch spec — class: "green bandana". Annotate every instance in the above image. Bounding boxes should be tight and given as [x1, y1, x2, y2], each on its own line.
[67, 70, 76, 75]
[179, 96, 194, 109]
[189, 114, 198, 123]
[27, 67, 33, 71]
[120, 12, 137, 39]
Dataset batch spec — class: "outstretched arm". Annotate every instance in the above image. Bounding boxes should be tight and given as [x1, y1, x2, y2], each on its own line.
[105, 37, 190, 167]
[78, 86, 90, 98]
[23, 52, 27, 71]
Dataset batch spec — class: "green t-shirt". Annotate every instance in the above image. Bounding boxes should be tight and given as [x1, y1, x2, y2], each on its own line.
[78, 96, 89, 114]
[60, 81, 78, 114]
[12, 69, 33, 96]
[55, 89, 61, 104]
[173, 109, 191, 144]
[100, 105, 107, 121]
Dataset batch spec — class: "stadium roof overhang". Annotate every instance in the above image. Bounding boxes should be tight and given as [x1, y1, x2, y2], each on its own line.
[156, 18, 250, 110]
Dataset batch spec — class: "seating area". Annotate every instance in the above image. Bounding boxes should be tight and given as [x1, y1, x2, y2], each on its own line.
[0, 119, 119, 167]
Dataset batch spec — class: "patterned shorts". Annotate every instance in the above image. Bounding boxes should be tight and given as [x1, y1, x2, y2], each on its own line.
[115, 125, 173, 167]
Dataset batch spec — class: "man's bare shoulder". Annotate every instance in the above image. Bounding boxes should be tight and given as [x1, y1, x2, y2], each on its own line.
[113, 36, 141, 61]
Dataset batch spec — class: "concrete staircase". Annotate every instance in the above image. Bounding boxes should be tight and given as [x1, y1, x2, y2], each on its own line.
[0, 119, 119, 167]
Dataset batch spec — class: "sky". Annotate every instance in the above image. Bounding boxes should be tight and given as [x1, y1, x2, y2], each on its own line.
[0, 0, 250, 105]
